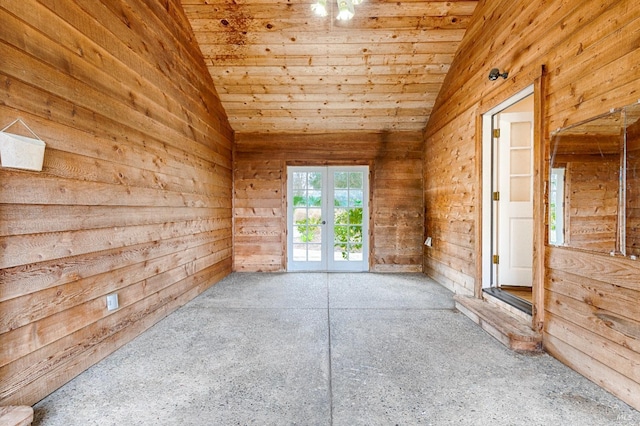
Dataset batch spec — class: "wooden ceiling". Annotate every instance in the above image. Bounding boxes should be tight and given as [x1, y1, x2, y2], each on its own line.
[181, 0, 478, 134]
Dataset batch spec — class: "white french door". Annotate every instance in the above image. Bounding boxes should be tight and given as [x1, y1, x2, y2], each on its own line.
[287, 166, 369, 272]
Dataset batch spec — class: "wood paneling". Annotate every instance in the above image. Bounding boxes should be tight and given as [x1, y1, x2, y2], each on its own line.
[0, 0, 233, 406]
[234, 132, 423, 272]
[424, 0, 640, 410]
[181, 0, 478, 134]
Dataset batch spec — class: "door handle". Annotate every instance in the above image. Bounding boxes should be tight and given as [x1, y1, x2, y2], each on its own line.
[322, 221, 326, 225]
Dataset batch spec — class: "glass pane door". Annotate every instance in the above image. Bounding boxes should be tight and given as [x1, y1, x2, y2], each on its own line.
[289, 167, 327, 271]
[328, 167, 368, 271]
[287, 166, 369, 271]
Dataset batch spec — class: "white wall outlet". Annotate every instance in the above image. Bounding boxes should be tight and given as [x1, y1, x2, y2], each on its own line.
[106, 293, 119, 311]
[424, 237, 432, 247]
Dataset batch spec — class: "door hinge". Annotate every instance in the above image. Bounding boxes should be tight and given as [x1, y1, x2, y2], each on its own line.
[493, 128, 501, 138]
[492, 255, 500, 264]
[492, 191, 500, 201]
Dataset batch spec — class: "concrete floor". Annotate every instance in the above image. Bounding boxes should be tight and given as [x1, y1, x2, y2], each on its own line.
[33, 273, 640, 425]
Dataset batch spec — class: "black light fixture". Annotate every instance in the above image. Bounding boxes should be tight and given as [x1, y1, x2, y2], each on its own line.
[488, 68, 509, 81]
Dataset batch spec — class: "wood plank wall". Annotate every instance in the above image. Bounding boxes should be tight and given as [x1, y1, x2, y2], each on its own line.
[234, 132, 423, 272]
[424, 0, 640, 410]
[0, 0, 233, 406]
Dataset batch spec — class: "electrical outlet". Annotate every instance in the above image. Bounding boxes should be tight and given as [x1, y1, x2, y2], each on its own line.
[424, 237, 432, 247]
[106, 293, 119, 311]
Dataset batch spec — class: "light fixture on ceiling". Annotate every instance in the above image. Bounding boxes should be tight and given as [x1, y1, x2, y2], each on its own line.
[488, 68, 509, 81]
[311, 0, 328, 17]
[311, 0, 362, 20]
[336, 0, 355, 20]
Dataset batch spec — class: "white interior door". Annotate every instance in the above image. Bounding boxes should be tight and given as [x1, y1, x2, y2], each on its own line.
[287, 166, 369, 272]
[495, 112, 534, 286]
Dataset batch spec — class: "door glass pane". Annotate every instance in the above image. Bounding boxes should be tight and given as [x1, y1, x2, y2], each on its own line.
[308, 172, 322, 190]
[334, 208, 348, 224]
[349, 190, 363, 206]
[293, 190, 306, 206]
[334, 190, 348, 207]
[333, 171, 365, 264]
[293, 172, 307, 189]
[308, 191, 322, 206]
[510, 150, 531, 175]
[349, 172, 363, 188]
[511, 122, 531, 148]
[291, 171, 323, 263]
[293, 243, 306, 261]
[334, 172, 348, 188]
[510, 176, 531, 202]
[308, 244, 322, 261]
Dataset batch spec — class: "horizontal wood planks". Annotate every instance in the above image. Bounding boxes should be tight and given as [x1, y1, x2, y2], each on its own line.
[424, 0, 640, 410]
[0, 0, 233, 406]
[545, 247, 640, 408]
[234, 132, 423, 272]
[181, 0, 478, 133]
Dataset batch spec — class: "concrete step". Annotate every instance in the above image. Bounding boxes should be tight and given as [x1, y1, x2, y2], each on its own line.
[0, 406, 34, 426]
[454, 295, 542, 353]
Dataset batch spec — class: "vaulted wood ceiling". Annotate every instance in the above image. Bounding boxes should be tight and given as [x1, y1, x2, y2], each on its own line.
[181, 0, 478, 134]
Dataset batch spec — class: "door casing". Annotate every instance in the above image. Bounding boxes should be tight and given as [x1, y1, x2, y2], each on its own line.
[482, 85, 535, 289]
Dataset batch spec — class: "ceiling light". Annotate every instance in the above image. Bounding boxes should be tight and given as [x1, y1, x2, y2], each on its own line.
[311, 0, 328, 16]
[336, 0, 355, 20]
[313, 0, 362, 20]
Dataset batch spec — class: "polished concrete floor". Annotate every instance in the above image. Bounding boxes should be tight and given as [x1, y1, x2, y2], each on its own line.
[33, 273, 640, 425]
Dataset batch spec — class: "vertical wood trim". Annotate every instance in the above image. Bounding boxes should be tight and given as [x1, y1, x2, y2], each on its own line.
[231, 136, 237, 271]
[474, 110, 484, 298]
[281, 161, 288, 271]
[368, 159, 375, 271]
[564, 163, 572, 246]
[533, 67, 547, 331]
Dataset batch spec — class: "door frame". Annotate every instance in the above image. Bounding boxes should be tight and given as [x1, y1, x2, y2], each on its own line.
[285, 165, 370, 272]
[477, 76, 545, 331]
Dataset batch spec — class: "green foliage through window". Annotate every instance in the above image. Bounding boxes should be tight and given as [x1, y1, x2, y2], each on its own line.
[334, 208, 363, 259]
[295, 216, 322, 242]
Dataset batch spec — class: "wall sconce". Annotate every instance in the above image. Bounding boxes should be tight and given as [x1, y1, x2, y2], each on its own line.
[488, 68, 509, 81]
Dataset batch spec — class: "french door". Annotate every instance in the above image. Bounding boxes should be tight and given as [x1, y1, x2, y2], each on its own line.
[287, 166, 369, 272]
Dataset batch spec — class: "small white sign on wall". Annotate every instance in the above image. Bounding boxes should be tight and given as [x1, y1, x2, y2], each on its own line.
[0, 118, 46, 171]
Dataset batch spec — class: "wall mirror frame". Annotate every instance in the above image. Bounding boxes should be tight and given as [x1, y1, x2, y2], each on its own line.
[549, 101, 640, 257]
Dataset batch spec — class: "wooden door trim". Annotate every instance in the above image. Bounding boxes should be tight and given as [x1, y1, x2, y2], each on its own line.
[475, 65, 546, 331]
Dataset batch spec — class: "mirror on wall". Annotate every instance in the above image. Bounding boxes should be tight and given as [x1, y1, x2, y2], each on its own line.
[549, 109, 624, 255]
[626, 103, 640, 257]
[549, 101, 640, 257]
